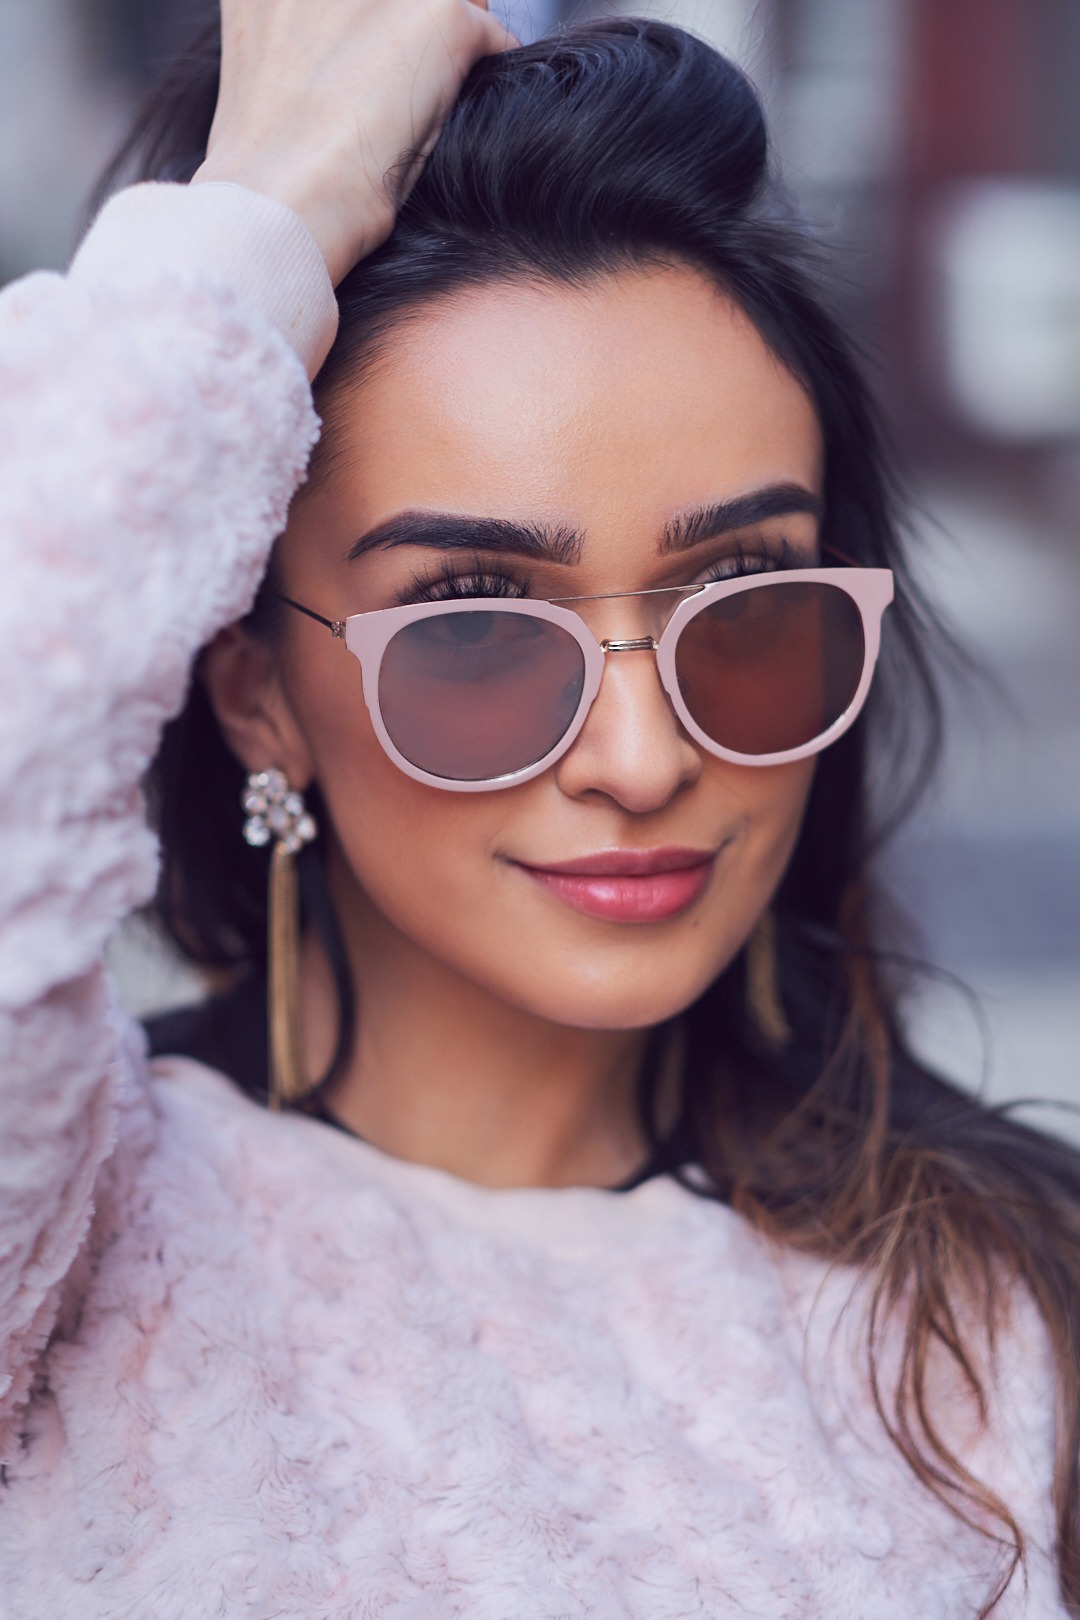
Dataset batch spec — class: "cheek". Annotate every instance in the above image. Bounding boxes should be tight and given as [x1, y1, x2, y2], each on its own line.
[719, 756, 816, 866]
[287, 652, 504, 919]
[682, 754, 815, 955]
[724, 759, 815, 921]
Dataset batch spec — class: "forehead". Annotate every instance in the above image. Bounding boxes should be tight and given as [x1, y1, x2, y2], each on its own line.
[322, 266, 822, 536]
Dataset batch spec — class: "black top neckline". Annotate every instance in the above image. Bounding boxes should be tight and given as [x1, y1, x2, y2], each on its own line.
[145, 975, 691, 1195]
[299, 1090, 687, 1194]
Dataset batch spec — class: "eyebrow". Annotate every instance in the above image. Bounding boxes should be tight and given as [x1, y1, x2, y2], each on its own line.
[659, 483, 822, 553]
[346, 512, 582, 565]
[344, 482, 822, 566]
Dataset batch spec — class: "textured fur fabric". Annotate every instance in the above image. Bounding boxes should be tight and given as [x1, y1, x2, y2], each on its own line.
[0, 194, 1067, 1617]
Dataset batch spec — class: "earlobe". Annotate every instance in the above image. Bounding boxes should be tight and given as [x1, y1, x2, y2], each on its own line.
[200, 622, 314, 788]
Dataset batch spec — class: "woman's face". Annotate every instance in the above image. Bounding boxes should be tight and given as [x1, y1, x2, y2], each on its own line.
[268, 265, 823, 1030]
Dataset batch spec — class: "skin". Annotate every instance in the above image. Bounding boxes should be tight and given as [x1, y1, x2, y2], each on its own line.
[204, 264, 825, 1188]
[194, 0, 515, 283]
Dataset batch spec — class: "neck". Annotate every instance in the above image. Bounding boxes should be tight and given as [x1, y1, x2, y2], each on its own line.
[299, 858, 657, 1191]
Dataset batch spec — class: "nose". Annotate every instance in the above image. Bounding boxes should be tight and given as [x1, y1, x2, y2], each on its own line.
[553, 639, 702, 811]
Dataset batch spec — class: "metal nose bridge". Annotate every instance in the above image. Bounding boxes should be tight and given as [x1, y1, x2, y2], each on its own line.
[564, 584, 698, 657]
[600, 635, 660, 653]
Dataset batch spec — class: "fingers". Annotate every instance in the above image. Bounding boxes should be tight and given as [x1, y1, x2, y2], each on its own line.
[481, 15, 520, 54]
[197, 0, 521, 285]
[464, 0, 520, 56]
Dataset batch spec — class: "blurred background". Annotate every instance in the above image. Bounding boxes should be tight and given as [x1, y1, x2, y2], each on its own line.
[2, 0, 1076, 1135]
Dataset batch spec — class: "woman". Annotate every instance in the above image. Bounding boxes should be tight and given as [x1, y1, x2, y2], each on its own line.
[1, 2, 1077, 1615]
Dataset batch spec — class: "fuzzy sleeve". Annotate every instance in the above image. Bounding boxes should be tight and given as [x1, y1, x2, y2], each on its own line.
[0, 183, 333, 1458]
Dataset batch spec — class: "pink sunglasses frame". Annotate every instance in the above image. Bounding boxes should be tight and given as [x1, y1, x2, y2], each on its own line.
[277, 567, 894, 792]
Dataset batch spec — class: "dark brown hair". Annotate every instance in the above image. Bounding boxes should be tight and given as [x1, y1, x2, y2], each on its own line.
[105, 18, 1080, 1614]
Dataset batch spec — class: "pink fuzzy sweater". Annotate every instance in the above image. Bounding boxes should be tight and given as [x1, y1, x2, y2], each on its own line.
[0, 183, 1065, 1618]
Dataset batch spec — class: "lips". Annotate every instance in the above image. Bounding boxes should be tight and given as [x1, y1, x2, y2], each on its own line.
[515, 847, 717, 922]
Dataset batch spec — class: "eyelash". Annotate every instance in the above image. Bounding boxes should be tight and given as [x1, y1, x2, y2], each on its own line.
[396, 561, 532, 607]
[395, 536, 802, 607]
[696, 537, 800, 585]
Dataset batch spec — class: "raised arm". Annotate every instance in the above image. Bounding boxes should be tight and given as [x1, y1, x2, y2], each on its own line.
[0, 0, 511, 1455]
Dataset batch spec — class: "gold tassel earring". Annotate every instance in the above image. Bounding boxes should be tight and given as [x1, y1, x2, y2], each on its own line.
[242, 768, 318, 1110]
[746, 909, 791, 1050]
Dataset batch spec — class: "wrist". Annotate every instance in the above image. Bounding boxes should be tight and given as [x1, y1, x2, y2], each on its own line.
[72, 181, 339, 378]
[191, 156, 392, 287]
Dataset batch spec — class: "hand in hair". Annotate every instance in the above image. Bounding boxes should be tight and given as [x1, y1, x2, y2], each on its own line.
[192, 0, 516, 286]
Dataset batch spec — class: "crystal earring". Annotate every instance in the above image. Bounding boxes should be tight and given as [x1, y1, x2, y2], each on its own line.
[242, 768, 318, 1110]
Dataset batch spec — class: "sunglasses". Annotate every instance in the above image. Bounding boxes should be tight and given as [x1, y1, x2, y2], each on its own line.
[274, 566, 894, 792]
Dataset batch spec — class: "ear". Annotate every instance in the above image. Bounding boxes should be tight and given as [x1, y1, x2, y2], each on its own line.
[200, 623, 315, 789]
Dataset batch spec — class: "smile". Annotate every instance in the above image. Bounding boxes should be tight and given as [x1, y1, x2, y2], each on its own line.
[514, 847, 718, 923]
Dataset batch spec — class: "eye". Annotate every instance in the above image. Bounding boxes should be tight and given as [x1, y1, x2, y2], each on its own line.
[696, 535, 804, 587]
[414, 608, 545, 648]
[396, 562, 532, 608]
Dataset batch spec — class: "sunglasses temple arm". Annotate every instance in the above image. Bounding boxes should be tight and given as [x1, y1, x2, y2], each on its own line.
[820, 542, 862, 568]
[272, 592, 346, 639]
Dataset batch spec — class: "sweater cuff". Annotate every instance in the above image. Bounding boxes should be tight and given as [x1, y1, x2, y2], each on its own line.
[70, 181, 339, 380]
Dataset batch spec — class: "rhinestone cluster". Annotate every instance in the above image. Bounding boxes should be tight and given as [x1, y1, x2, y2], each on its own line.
[242, 768, 317, 855]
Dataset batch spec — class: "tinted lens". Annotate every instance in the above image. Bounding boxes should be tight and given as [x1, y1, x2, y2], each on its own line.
[378, 607, 587, 781]
[674, 580, 865, 757]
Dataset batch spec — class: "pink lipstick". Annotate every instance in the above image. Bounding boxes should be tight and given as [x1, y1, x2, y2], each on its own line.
[516, 847, 716, 922]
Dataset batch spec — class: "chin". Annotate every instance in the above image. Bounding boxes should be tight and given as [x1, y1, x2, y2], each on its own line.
[498, 961, 726, 1032]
